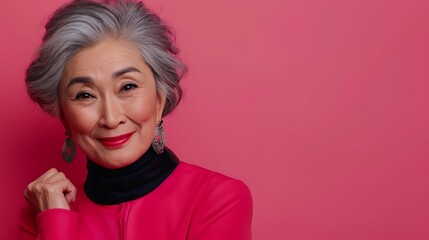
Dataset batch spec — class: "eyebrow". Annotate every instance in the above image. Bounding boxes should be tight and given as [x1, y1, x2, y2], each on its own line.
[67, 67, 142, 89]
[112, 67, 141, 79]
[67, 77, 93, 89]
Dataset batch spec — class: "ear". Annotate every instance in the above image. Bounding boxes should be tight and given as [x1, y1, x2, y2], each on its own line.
[156, 93, 167, 122]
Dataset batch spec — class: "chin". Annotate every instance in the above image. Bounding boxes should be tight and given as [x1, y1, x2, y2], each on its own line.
[99, 150, 142, 169]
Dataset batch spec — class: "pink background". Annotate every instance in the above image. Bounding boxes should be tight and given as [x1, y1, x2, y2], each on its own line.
[1, 0, 429, 239]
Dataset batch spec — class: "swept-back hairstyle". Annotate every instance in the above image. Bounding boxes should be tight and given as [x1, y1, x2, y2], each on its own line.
[25, 0, 187, 117]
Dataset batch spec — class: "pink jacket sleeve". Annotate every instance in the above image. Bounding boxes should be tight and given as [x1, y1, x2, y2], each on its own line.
[19, 207, 79, 240]
[187, 179, 253, 240]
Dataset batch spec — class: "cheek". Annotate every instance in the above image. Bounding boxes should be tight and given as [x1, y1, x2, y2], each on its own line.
[62, 104, 98, 134]
[126, 94, 159, 123]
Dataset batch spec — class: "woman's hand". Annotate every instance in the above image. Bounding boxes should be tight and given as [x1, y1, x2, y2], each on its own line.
[24, 168, 77, 212]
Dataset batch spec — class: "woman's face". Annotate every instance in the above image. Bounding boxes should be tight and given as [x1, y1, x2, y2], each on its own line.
[60, 39, 165, 168]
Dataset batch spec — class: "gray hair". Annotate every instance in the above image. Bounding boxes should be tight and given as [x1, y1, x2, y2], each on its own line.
[25, 0, 187, 117]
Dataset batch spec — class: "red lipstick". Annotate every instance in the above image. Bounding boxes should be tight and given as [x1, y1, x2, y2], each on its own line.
[98, 132, 134, 148]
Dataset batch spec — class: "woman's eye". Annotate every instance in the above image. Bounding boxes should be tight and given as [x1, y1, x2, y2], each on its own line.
[75, 92, 93, 100]
[121, 83, 138, 92]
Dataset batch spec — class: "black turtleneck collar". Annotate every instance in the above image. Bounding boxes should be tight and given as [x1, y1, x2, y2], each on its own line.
[84, 146, 179, 205]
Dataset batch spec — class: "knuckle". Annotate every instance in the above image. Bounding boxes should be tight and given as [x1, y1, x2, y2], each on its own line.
[33, 183, 42, 192]
[57, 171, 65, 178]
[40, 184, 52, 193]
[26, 182, 34, 191]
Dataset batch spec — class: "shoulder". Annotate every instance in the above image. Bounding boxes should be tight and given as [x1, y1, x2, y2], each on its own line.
[177, 161, 252, 198]
[176, 162, 253, 239]
[175, 161, 253, 213]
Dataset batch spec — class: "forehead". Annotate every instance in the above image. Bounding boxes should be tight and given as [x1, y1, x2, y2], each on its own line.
[64, 39, 145, 76]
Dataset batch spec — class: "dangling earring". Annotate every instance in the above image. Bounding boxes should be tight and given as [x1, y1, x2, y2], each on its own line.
[152, 120, 165, 154]
[62, 132, 76, 163]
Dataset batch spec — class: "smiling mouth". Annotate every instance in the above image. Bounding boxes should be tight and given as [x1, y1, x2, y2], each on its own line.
[98, 132, 134, 148]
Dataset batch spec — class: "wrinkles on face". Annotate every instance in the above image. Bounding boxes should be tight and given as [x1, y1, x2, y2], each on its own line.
[59, 39, 166, 168]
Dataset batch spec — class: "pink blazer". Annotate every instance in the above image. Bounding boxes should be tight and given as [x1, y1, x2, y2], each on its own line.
[19, 162, 253, 240]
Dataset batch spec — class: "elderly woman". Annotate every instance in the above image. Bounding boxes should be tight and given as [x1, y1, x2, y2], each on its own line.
[19, 1, 252, 239]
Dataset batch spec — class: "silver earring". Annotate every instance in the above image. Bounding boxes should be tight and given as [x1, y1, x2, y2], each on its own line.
[62, 132, 76, 163]
[152, 120, 165, 154]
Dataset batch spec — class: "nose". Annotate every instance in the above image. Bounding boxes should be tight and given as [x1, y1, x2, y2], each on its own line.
[98, 95, 126, 129]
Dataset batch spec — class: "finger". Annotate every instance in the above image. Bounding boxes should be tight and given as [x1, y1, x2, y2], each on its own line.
[25, 182, 41, 211]
[24, 169, 75, 212]
[43, 171, 67, 184]
[24, 188, 40, 210]
[44, 178, 77, 204]
[28, 168, 59, 190]
[35, 179, 73, 210]
[37, 168, 59, 181]
[64, 182, 77, 204]
[46, 175, 76, 194]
